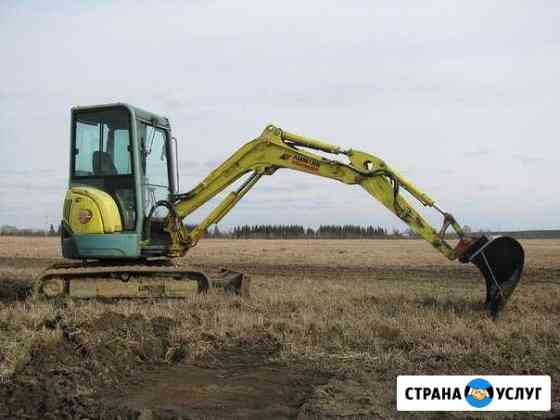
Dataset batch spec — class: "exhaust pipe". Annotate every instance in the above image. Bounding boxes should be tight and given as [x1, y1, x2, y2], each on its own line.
[459, 236, 525, 318]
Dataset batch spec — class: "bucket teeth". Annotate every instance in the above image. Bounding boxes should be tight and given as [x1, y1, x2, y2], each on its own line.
[461, 236, 525, 317]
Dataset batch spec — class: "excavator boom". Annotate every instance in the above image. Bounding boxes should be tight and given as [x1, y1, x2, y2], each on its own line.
[165, 125, 457, 253]
[156, 124, 524, 317]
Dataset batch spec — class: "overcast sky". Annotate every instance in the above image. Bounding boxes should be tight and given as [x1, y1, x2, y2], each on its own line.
[1, 1, 558, 231]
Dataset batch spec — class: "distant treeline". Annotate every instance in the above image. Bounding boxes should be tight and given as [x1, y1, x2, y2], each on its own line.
[221, 226, 560, 240]
[493, 230, 560, 239]
[228, 224, 394, 239]
[0, 224, 59, 237]
[0, 223, 396, 239]
[2, 224, 560, 240]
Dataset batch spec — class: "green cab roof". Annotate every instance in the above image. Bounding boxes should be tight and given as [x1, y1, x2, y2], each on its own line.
[71, 102, 171, 129]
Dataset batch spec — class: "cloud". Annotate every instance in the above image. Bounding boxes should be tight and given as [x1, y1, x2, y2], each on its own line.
[1, 1, 560, 229]
[204, 159, 223, 169]
[258, 183, 316, 193]
[513, 154, 549, 166]
[0, 168, 59, 177]
[476, 183, 499, 192]
[463, 149, 491, 158]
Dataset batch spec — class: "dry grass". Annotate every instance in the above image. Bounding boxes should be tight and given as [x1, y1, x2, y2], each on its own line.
[4, 236, 560, 267]
[0, 237, 559, 418]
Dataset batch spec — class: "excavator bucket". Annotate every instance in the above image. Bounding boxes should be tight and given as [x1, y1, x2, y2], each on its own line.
[460, 236, 525, 317]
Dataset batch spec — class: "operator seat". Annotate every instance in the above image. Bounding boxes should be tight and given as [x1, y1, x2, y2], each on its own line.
[91, 151, 134, 229]
[92, 151, 118, 175]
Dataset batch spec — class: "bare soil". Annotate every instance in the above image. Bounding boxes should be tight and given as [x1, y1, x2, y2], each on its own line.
[0, 237, 559, 419]
[108, 362, 327, 419]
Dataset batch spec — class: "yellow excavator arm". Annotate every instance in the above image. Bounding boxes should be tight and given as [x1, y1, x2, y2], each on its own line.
[160, 125, 469, 260]
[153, 123, 525, 317]
[47, 105, 522, 315]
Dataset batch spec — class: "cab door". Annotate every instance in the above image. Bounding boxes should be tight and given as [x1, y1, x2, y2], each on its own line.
[137, 121, 173, 225]
[71, 106, 137, 231]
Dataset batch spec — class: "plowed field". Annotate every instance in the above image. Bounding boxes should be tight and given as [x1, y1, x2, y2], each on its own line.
[0, 237, 559, 419]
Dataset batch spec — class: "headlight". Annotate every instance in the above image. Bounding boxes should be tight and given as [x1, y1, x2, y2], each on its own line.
[78, 209, 93, 224]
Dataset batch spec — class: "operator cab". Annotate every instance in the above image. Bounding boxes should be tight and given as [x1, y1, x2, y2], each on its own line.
[63, 103, 178, 259]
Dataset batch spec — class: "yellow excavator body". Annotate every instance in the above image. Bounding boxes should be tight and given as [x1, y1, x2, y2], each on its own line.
[63, 187, 122, 234]
[35, 103, 524, 317]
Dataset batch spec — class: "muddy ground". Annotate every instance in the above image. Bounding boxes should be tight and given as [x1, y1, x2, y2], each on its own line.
[0, 238, 559, 419]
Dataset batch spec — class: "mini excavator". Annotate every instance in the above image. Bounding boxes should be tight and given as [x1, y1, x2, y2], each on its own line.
[37, 103, 525, 317]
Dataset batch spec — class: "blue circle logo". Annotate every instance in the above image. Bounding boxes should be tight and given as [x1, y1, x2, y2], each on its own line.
[464, 378, 494, 408]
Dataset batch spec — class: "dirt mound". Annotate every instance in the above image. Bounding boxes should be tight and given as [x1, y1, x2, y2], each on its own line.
[0, 337, 133, 419]
[0, 311, 176, 419]
[1, 311, 317, 420]
[194, 328, 283, 370]
[0, 272, 33, 302]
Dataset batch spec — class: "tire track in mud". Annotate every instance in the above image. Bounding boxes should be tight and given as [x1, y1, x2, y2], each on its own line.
[0, 256, 553, 283]
[188, 261, 560, 285]
[0, 256, 556, 302]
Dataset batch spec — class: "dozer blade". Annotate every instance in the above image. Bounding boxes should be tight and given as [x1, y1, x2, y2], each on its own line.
[460, 236, 525, 317]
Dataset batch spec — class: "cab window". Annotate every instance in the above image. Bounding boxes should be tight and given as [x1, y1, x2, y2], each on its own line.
[71, 107, 136, 231]
[74, 109, 132, 177]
